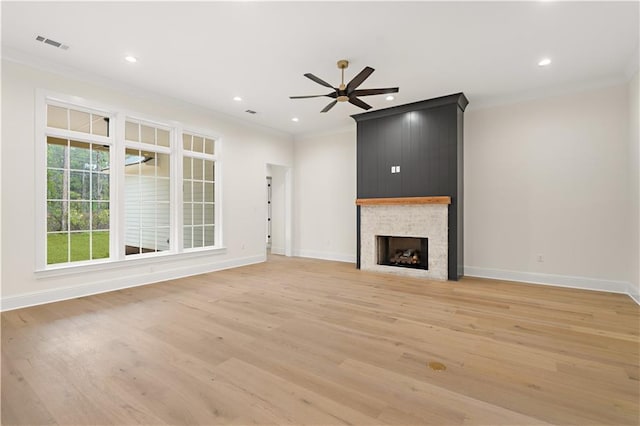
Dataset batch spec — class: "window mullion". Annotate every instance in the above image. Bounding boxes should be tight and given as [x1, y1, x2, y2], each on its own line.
[113, 112, 126, 261]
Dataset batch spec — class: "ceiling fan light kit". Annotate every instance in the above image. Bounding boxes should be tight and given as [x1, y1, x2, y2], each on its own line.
[290, 59, 399, 113]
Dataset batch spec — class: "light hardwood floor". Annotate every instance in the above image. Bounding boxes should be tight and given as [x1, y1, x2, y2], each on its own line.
[2, 256, 639, 425]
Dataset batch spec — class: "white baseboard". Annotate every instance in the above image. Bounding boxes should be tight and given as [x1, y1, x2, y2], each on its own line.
[464, 266, 631, 296]
[1, 255, 265, 312]
[628, 282, 640, 305]
[293, 249, 356, 264]
[270, 246, 285, 255]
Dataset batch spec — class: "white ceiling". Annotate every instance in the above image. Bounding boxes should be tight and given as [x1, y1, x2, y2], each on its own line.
[2, 1, 638, 136]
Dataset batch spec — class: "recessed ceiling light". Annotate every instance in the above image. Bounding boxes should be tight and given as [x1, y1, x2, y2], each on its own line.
[291, 117, 299, 122]
[538, 58, 552, 67]
[233, 96, 242, 102]
[125, 55, 137, 63]
[386, 95, 395, 101]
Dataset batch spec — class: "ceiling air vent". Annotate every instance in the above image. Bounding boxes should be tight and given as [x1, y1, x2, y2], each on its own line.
[245, 110, 257, 114]
[35, 35, 69, 50]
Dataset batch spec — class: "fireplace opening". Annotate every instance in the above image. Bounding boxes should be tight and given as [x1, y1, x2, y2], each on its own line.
[377, 236, 428, 270]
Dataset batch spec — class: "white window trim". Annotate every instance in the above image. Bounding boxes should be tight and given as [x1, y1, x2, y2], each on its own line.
[182, 128, 222, 250]
[36, 90, 117, 271]
[35, 90, 225, 274]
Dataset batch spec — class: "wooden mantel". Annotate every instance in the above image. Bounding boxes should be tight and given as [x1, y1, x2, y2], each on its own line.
[356, 196, 451, 206]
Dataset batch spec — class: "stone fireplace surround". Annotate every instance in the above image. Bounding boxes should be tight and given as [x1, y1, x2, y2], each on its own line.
[357, 197, 449, 281]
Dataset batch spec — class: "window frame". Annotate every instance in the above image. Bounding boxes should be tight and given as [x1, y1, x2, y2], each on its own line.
[181, 129, 221, 251]
[36, 93, 116, 270]
[122, 116, 175, 258]
[35, 90, 224, 274]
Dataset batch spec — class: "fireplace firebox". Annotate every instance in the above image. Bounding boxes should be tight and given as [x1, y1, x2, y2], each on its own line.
[377, 236, 428, 270]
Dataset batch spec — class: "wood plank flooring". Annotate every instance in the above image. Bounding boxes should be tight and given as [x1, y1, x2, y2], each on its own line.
[2, 256, 639, 425]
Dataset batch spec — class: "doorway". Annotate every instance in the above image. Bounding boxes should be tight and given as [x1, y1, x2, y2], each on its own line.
[266, 164, 292, 257]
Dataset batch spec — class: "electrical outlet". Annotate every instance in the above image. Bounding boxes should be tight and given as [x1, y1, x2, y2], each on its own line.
[537, 255, 544, 263]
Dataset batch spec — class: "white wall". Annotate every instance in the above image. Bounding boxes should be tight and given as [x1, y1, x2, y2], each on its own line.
[629, 70, 640, 303]
[1, 59, 293, 310]
[293, 128, 357, 263]
[464, 83, 630, 293]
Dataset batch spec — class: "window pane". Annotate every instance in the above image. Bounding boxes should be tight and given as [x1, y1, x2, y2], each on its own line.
[182, 134, 192, 151]
[183, 157, 192, 179]
[69, 171, 90, 200]
[47, 169, 64, 200]
[45, 114, 114, 265]
[141, 202, 155, 227]
[47, 138, 67, 168]
[157, 207, 170, 227]
[183, 181, 192, 202]
[204, 204, 214, 224]
[91, 231, 109, 259]
[92, 173, 109, 200]
[204, 138, 215, 155]
[156, 181, 169, 204]
[193, 158, 203, 180]
[204, 182, 214, 202]
[141, 125, 155, 144]
[193, 181, 203, 202]
[92, 115, 109, 136]
[183, 227, 193, 249]
[47, 105, 68, 129]
[125, 121, 139, 141]
[91, 145, 110, 170]
[70, 109, 91, 133]
[157, 129, 170, 147]
[92, 202, 109, 230]
[183, 203, 192, 225]
[70, 201, 90, 230]
[157, 228, 170, 251]
[125, 144, 171, 256]
[193, 226, 203, 247]
[125, 150, 144, 176]
[204, 226, 215, 246]
[156, 153, 170, 178]
[70, 232, 90, 262]
[204, 161, 214, 181]
[69, 141, 91, 171]
[48, 201, 68, 232]
[193, 204, 203, 225]
[47, 233, 68, 264]
[193, 136, 204, 153]
[141, 228, 155, 252]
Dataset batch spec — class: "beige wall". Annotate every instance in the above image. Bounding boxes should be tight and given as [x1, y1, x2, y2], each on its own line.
[293, 128, 356, 262]
[464, 83, 630, 292]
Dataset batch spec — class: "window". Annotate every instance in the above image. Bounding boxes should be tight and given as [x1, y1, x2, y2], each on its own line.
[39, 94, 222, 271]
[124, 120, 172, 256]
[45, 104, 112, 265]
[182, 132, 217, 249]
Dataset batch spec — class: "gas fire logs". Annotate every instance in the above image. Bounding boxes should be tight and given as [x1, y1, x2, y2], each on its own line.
[389, 249, 420, 265]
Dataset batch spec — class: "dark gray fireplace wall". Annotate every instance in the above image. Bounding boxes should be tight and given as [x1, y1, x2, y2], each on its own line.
[352, 93, 468, 280]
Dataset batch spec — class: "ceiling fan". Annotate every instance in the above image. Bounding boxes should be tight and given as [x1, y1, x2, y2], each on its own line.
[290, 60, 399, 113]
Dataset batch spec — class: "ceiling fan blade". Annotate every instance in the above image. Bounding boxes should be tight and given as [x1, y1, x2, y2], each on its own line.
[351, 87, 399, 97]
[304, 73, 335, 89]
[346, 67, 374, 92]
[348, 97, 372, 110]
[290, 93, 333, 99]
[321, 100, 338, 113]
